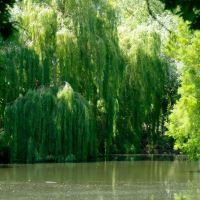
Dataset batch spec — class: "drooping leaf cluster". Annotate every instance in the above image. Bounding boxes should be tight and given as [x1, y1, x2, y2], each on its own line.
[116, 29, 177, 153]
[5, 84, 95, 163]
[0, 0, 123, 160]
[0, 0, 178, 162]
[113, 1, 178, 154]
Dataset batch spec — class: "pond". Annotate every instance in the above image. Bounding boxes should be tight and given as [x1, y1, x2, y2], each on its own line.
[0, 158, 200, 200]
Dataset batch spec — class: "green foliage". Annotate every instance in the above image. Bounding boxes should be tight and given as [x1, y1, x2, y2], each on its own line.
[166, 22, 200, 159]
[0, 43, 40, 131]
[0, 0, 179, 162]
[4, 84, 96, 163]
[114, 1, 178, 154]
[116, 0, 165, 30]
[160, 0, 200, 30]
[0, 0, 16, 39]
[0, 0, 123, 156]
[0, 129, 10, 163]
[116, 30, 177, 153]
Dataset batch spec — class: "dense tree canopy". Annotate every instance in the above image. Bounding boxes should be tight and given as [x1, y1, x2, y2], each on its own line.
[2, 0, 198, 163]
[5, 84, 96, 162]
[0, 0, 16, 39]
[165, 21, 200, 159]
[160, 0, 200, 29]
[0, 0, 123, 162]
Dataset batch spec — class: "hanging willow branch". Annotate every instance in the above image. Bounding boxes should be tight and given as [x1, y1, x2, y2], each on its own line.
[4, 84, 96, 163]
[145, 0, 172, 33]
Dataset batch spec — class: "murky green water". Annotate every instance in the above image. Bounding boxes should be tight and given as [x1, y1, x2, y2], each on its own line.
[0, 160, 200, 200]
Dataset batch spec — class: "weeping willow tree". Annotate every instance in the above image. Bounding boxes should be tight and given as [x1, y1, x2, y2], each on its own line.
[4, 84, 95, 163]
[0, 41, 40, 136]
[54, 0, 123, 154]
[115, 31, 175, 153]
[0, 0, 179, 162]
[114, 0, 178, 154]
[0, 0, 123, 161]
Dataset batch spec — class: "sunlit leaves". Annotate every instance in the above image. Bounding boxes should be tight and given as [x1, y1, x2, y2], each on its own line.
[166, 22, 200, 158]
[0, 0, 180, 161]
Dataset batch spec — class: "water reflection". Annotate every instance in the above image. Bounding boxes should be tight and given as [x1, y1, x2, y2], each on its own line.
[174, 193, 200, 200]
[0, 160, 200, 200]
